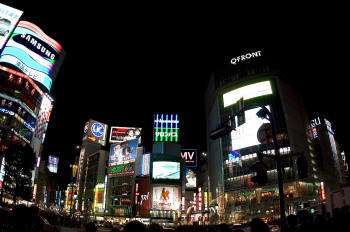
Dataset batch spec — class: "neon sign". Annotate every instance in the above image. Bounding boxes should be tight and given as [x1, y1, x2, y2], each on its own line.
[153, 114, 179, 142]
[230, 51, 262, 65]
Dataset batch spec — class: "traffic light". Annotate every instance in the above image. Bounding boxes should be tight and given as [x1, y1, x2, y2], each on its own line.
[250, 161, 268, 186]
[297, 155, 308, 179]
[209, 118, 235, 140]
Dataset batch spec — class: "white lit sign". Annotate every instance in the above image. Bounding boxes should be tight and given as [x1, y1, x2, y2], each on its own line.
[231, 106, 270, 151]
[223, 81, 272, 108]
[0, 3, 23, 50]
[152, 186, 179, 210]
[230, 51, 262, 65]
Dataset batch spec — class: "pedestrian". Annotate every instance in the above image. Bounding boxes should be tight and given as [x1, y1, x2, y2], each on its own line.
[85, 221, 97, 232]
[250, 217, 270, 232]
[123, 220, 147, 232]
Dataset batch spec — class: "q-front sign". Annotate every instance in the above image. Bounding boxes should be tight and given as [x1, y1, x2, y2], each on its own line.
[230, 51, 262, 65]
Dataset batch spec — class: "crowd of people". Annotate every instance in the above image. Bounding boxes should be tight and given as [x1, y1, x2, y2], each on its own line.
[1, 204, 350, 231]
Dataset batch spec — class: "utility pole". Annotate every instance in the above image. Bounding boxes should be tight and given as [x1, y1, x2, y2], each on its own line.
[210, 103, 287, 231]
[256, 106, 286, 232]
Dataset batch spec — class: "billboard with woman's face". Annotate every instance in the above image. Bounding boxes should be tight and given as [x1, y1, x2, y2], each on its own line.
[109, 138, 138, 166]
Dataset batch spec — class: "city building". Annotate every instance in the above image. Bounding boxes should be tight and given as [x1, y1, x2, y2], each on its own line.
[0, 4, 65, 204]
[205, 50, 318, 223]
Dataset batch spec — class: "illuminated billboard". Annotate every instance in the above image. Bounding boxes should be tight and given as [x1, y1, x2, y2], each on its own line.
[231, 106, 270, 151]
[152, 161, 180, 180]
[109, 138, 138, 166]
[152, 186, 179, 210]
[0, 3, 23, 50]
[153, 113, 179, 142]
[34, 93, 53, 143]
[180, 149, 197, 168]
[109, 127, 142, 144]
[223, 80, 272, 108]
[0, 21, 65, 92]
[141, 153, 151, 176]
[185, 168, 196, 189]
[47, 155, 59, 173]
[109, 163, 135, 176]
[135, 177, 151, 217]
[83, 119, 107, 146]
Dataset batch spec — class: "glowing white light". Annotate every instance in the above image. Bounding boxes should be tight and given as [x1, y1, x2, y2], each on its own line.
[223, 81, 272, 108]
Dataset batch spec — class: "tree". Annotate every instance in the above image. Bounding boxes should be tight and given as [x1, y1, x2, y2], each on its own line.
[1, 141, 36, 204]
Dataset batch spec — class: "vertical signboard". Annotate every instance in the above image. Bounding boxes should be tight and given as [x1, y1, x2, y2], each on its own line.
[137, 177, 151, 217]
[0, 3, 23, 50]
[153, 113, 179, 142]
[141, 153, 150, 176]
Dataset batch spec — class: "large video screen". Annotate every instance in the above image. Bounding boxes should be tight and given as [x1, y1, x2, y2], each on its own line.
[109, 138, 138, 166]
[152, 161, 180, 180]
[223, 80, 272, 108]
[231, 106, 270, 151]
[152, 186, 179, 210]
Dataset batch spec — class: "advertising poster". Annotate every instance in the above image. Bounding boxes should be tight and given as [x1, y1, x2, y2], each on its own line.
[185, 168, 196, 189]
[231, 106, 270, 151]
[0, 3, 23, 50]
[47, 155, 59, 173]
[109, 127, 142, 144]
[109, 138, 138, 166]
[152, 186, 179, 210]
[152, 161, 180, 180]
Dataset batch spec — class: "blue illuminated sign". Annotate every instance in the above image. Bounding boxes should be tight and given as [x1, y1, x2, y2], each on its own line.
[91, 122, 105, 137]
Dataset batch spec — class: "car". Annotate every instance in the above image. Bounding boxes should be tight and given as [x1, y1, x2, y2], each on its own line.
[0, 17, 11, 36]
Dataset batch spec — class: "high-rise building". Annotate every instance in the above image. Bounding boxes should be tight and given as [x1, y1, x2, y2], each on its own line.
[205, 50, 318, 223]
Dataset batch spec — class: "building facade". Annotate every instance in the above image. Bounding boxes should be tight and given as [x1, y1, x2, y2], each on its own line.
[205, 50, 319, 223]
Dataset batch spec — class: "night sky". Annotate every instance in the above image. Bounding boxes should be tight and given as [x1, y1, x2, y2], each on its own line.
[2, 1, 348, 187]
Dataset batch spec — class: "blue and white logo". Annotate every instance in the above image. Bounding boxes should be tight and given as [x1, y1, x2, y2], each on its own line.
[91, 122, 105, 137]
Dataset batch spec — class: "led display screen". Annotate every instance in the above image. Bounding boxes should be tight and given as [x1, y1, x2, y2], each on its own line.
[109, 127, 142, 144]
[152, 161, 180, 180]
[0, 3, 23, 50]
[109, 138, 138, 166]
[0, 21, 65, 91]
[223, 81, 272, 108]
[153, 113, 179, 142]
[231, 106, 270, 151]
[47, 155, 59, 173]
[152, 186, 179, 210]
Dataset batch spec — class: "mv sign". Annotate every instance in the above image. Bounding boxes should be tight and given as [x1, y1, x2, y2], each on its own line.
[181, 149, 197, 168]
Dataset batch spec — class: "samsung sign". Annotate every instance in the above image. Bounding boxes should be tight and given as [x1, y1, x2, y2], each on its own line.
[0, 21, 65, 92]
[230, 51, 262, 65]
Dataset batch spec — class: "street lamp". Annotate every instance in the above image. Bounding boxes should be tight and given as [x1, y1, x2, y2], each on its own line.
[256, 106, 286, 232]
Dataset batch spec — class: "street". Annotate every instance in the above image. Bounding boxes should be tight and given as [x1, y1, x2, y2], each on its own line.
[61, 226, 111, 232]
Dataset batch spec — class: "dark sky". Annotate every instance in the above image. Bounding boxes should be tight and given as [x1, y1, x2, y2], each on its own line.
[2, 1, 349, 187]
